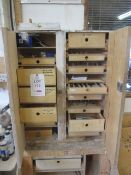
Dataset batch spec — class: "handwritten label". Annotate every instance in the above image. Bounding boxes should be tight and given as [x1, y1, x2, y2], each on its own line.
[30, 74, 45, 96]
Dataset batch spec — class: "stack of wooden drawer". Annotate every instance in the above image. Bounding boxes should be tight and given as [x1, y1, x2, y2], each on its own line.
[16, 33, 57, 130]
[67, 32, 107, 137]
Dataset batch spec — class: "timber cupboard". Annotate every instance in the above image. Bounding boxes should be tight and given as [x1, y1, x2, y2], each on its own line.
[2, 27, 131, 175]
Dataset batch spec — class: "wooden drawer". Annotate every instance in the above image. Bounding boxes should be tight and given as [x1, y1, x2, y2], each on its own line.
[68, 54, 105, 62]
[35, 157, 82, 171]
[68, 66, 105, 74]
[68, 114, 105, 136]
[20, 107, 57, 125]
[68, 104, 101, 114]
[18, 57, 55, 66]
[17, 68, 56, 86]
[67, 83, 107, 95]
[68, 33, 106, 49]
[19, 87, 56, 104]
[68, 94, 103, 101]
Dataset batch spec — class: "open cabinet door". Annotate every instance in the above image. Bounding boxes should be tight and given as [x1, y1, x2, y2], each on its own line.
[2, 28, 25, 169]
[106, 27, 131, 174]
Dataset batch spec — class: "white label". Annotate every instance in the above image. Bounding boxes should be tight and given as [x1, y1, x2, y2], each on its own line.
[30, 74, 45, 96]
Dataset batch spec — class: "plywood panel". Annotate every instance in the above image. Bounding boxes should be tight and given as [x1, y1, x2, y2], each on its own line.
[2, 29, 25, 168]
[106, 27, 131, 169]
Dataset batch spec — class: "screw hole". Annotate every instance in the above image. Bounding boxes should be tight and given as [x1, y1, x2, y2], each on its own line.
[83, 109, 86, 112]
[36, 112, 40, 116]
[57, 161, 60, 163]
[84, 96, 87, 99]
[85, 56, 88, 59]
[85, 38, 88, 42]
[36, 60, 40, 64]
[85, 123, 88, 127]
[85, 69, 88, 72]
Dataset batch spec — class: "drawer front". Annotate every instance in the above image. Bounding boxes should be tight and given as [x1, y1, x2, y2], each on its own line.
[68, 86, 107, 95]
[68, 33, 106, 49]
[68, 105, 101, 114]
[20, 107, 57, 125]
[68, 54, 105, 62]
[17, 68, 56, 86]
[68, 94, 103, 101]
[18, 57, 55, 66]
[69, 118, 105, 133]
[68, 66, 105, 74]
[36, 158, 81, 171]
[19, 87, 56, 103]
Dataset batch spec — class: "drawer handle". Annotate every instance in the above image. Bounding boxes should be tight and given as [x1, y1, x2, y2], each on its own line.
[85, 69, 88, 72]
[85, 123, 89, 127]
[85, 38, 88, 42]
[85, 56, 88, 60]
[83, 109, 86, 112]
[57, 160, 60, 163]
[84, 96, 87, 99]
[36, 60, 40, 64]
[18, 62, 22, 65]
[36, 112, 40, 116]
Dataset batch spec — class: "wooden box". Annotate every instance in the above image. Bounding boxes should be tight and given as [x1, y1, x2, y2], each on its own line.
[68, 54, 105, 62]
[18, 57, 55, 66]
[68, 113, 105, 136]
[35, 157, 82, 171]
[68, 104, 101, 114]
[68, 94, 103, 101]
[17, 68, 56, 86]
[67, 65, 106, 74]
[19, 87, 56, 104]
[68, 33, 106, 49]
[20, 107, 57, 125]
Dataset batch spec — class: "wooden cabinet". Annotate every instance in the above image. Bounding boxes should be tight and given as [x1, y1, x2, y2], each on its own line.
[3, 28, 130, 175]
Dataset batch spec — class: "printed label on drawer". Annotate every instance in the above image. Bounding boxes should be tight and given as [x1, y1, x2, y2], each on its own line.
[30, 74, 45, 96]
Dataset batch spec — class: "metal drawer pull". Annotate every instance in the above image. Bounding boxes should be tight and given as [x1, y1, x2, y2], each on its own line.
[85, 68, 88, 72]
[36, 112, 40, 116]
[36, 60, 40, 64]
[85, 123, 88, 127]
[85, 38, 88, 42]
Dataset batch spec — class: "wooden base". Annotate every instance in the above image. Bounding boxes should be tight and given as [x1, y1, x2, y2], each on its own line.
[26, 136, 105, 158]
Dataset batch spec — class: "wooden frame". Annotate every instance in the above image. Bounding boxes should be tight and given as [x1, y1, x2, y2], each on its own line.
[3, 27, 130, 175]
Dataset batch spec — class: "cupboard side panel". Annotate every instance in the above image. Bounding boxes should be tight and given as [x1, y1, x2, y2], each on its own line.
[106, 27, 131, 168]
[2, 29, 25, 168]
